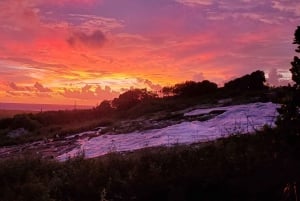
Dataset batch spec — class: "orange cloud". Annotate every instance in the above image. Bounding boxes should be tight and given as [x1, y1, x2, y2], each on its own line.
[7, 82, 52, 93]
[60, 84, 119, 101]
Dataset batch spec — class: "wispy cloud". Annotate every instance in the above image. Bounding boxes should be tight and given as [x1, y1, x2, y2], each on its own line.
[46, 0, 97, 5]
[272, 0, 300, 16]
[34, 82, 52, 92]
[60, 84, 119, 100]
[8, 82, 31, 92]
[136, 78, 162, 92]
[4, 82, 53, 101]
[8, 82, 52, 93]
[175, 0, 214, 6]
[68, 14, 124, 32]
[67, 30, 107, 49]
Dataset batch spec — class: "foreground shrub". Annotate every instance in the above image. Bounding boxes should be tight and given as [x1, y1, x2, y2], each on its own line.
[1, 130, 300, 201]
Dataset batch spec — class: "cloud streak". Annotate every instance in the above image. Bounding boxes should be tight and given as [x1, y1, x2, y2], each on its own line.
[175, 0, 214, 6]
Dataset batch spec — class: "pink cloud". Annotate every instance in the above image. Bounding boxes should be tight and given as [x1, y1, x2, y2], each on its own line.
[135, 78, 162, 92]
[4, 82, 53, 101]
[175, 0, 214, 6]
[68, 14, 123, 32]
[272, 1, 300, 16]
[7, 82, 52, 93]
[46, 0, 97, 6]
[267, 68, 282, 86]
[8, 82, 31, 91]
[60, 84, 119, 101]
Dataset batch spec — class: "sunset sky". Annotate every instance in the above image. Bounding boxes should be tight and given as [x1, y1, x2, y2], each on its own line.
[0, 0, 299, 106]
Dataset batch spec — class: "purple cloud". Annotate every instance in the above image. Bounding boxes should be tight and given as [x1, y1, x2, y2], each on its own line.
[67, 30, 107, 48]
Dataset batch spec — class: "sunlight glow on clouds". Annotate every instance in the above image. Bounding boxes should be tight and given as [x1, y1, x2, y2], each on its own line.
[175, 0, 213, 6]
[0, 0, 299, 105]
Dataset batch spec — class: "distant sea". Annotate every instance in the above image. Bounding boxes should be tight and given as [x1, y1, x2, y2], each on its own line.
[0, 102, 93, 111]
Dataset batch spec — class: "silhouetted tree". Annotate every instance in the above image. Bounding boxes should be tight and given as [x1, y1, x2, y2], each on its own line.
[276, 26, 300, 135]
[95, 100, 114, 114]
[200, 80, 219, 93]
[294, 26, 300, 53]
[112, 89, 157, 110]
[224, 70, 266, 91]
[173, 81, 198, 97]
[161, 86, 174, 97]
[171, 80, 218, 97]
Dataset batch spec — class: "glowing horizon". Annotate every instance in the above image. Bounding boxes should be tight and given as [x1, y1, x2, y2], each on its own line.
[0, 0, 299, 106]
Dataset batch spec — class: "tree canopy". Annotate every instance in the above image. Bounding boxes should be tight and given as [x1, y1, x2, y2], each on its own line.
[294, 26, 300, 53]
[112, 89, 157, 110]
[162, 80, 218, 97]
[276, 26, 300, 134]
[224, 70, 266, 91]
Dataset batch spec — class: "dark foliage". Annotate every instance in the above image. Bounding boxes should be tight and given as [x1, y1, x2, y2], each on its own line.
[0, 114, 41, 131]
[162, 80, 218, 97]
[224, 70, 266, 92]
[95, 100, 114, 114]
[112, 89, 157, 111]
[1, 130, 300, 201]
[173, 80, 218, 97]
[276, 26, 300, 135]
[294, 26, 300, 53]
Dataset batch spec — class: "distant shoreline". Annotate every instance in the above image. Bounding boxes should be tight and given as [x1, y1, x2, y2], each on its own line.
[0, 102, 93, 111]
